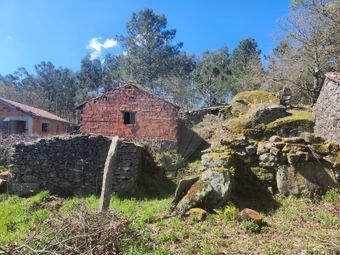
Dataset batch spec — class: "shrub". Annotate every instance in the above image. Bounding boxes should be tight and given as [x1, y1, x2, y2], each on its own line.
[155, 150, 183, 171]
[216, 205, 240, 222]
[322, 189, 339, 203]
[241, 220, 261, 233]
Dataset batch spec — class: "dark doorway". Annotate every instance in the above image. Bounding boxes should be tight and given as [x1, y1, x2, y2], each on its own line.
[10, 121, 26, 134]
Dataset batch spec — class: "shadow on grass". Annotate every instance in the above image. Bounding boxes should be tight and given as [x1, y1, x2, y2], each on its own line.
[230, 166, 281, 213]
[135, 166, 177, 199]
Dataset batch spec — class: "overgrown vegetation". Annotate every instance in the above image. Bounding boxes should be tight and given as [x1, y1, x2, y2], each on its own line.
[0, 166, 6, 174]
[0, 190, 339, 254]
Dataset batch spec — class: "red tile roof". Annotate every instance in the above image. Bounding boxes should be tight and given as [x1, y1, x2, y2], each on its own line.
[0, 97, 69, 123]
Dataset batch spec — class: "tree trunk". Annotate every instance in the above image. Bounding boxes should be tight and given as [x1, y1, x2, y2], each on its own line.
[312, 48, 323, 104]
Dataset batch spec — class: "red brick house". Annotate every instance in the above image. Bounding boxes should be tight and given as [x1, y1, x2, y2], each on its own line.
[76, 85, 180, 141]
[0, 97, 69, 136]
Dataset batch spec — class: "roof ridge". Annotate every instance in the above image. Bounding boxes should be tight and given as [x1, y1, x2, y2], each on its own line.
[76, 84, 180, 109]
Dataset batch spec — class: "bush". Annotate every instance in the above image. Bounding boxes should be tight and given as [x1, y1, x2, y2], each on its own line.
[215, 205, 240, 222]
[322, 189, 339, 203]
[241, 220, 261, 233]
[154, 150, 183, 171]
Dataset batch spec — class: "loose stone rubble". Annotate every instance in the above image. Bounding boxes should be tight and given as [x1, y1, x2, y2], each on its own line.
[0, 135, 38, 167]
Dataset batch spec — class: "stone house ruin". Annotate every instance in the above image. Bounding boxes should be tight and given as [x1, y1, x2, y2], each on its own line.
[314, 72, 340, 144]
[76, 85, 180, 142]
[0, 97, 69, 136]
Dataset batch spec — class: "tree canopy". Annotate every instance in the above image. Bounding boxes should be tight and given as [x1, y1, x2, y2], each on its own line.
[0, 1, 338, 120]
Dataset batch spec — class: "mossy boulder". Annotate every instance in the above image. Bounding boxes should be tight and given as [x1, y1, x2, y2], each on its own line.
[226, 115, 253, 134]
[201, 148, 236, 168]
[188, 208, 207, 221]
[175, 168, 232, 213]
[173, 176, 199, 206]
[230, 90, 279, 117]
[175, 147, 235, 212]
[276, 162, 338, 196]
[265, 110, 314, 137]
[226, 90, 289, 135]
[176, 179, 213, 214]
[250, 167, 274, 186]
[250, 104, 289, 125]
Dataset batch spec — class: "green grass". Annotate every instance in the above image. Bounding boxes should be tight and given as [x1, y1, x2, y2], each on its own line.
[0, 191, 339, 254]
[322, 188, 340, 203]
[0, 191, 50, 245]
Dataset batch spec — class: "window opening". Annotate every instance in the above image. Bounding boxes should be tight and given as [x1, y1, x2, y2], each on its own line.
[42, 123, 49, 132]
[123, 112, 136, 124]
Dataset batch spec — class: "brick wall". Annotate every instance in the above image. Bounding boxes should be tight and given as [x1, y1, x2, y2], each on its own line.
[32, 117, 68, 136]
[0, 102, 67, 136]
[79, 86, 179, 141]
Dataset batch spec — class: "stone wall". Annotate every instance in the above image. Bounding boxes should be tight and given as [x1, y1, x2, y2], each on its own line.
[0, 135, 38, 167]
[8, 134, 144, 196]
[314, 72, 340, 144]
[179, 105, 225, 128]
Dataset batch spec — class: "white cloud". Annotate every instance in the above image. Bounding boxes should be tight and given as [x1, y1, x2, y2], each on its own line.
[103, 39, 118, 48]
[86, 37, 118, 60]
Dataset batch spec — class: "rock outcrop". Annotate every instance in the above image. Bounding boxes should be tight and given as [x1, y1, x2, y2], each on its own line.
[314, 72, 340, 144]
[174, 90, 339, 214]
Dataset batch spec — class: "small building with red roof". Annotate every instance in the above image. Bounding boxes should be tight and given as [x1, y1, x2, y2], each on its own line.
[0, 97, 70, 136]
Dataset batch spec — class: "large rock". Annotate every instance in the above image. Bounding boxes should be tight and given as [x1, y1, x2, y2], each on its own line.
[201, 169, 232, 208]
[230, 90, 280, 117]
[276, 161, 338, 196]
[314, 72, 340, 144]
[176, 179, 213, 214]
[172, 176, 199, 206]
[240, 208, 262, 223]
[201, 153, 225, 168]
[250, 104, 290, 125]
[264, 110, 314, 137]
[175, 169, 232, 213]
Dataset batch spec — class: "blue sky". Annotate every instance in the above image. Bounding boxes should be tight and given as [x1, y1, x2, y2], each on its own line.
[0, 0, 290, 75]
